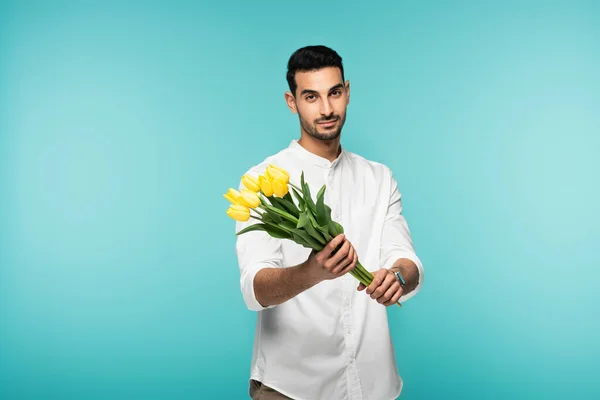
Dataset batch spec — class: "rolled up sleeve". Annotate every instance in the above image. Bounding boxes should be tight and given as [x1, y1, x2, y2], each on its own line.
[234, 181, 283, 311]
[379, 170, 424, 303]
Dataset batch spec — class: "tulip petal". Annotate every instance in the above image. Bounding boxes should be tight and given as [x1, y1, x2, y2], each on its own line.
[226, 204, 250, 222]
[269, 164, 290, 179]
[272, 179, 289, 197]
[240, 189, 260, 208]
[223, 193, 239, 204]
[266, 166, 289, 184]
[259, 175, 274, 196]
[242, 174, 261, 192]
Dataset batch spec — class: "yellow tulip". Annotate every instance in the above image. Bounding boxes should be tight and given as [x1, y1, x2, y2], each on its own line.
[240, 189, 260, 208]
[269, 164, 290, 178]
[272, 178, 289, 197]
[241, 174, 260, 192]
[226, 204, 250, 222]
[223, 188, 244, 205]
[259, 175, 274, 196]
[266, 164, 289, 184]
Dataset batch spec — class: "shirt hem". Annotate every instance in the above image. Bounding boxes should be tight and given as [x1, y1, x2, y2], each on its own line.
[250, 373, 404, 400]
[250, 374, 310, 400]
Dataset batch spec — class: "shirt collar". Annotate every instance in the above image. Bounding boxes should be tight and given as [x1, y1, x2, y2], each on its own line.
[288, 139, 346, 169]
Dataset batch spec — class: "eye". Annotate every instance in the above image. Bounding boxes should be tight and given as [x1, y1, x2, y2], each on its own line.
[305, 95, 316, 101]
[331, 90, 341, 96]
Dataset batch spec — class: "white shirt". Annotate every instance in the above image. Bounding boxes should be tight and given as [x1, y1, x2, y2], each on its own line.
[235, 139, 424, 400]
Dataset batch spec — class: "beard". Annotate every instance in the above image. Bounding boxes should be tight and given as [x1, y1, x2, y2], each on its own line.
[298, 111, 346, 141]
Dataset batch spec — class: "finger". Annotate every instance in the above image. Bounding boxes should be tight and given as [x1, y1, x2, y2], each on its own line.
[357, 283, 366, 291]
[318, 234, 345, 261]
[332, 244, 354, 274]
[326, 240, 350, 270]
[366, 269, 387, 295]
[349, 251, 358, 276]
[371, 273, 396, 300]
[379, 281, 400, 304]
[337, 247, 357, 276]
[384, 287, 404, 306]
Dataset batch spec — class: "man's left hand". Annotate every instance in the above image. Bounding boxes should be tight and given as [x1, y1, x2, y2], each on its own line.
[357, 268, 403, 307]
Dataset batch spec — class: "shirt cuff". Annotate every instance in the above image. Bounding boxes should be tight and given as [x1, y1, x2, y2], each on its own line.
[241, 262, 277, 311]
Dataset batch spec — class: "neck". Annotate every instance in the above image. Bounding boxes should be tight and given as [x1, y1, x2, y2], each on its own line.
[297, 133, 342, 162]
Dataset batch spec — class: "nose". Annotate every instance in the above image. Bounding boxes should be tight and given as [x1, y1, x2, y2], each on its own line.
[320, 98, 333, 117]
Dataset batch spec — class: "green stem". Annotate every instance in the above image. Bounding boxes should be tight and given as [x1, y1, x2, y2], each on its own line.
[354, 260, 372, 282]
[290, 182, 302, 192]
[349, 269, 370, 287]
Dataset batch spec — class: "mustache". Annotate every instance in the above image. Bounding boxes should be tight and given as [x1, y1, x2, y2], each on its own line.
[315, 116, 339, 123]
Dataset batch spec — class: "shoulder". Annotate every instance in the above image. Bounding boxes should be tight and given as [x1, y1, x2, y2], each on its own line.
[344, 150, 393, 181]
[242, 146, 295, 177]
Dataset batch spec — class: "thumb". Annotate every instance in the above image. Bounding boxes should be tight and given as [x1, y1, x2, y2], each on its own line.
[357, 283, 366, 291]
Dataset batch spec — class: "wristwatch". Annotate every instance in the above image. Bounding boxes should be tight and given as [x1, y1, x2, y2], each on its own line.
[393, 270, 406, 287]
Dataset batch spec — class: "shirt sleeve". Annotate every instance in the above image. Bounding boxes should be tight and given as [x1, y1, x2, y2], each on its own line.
[379, 169, 424, 303]
[234, 180, 283, 311]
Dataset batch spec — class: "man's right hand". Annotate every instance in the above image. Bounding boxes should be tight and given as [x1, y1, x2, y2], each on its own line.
[303, 234, 358, 283]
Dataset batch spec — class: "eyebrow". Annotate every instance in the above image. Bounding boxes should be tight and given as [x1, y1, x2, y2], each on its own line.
[300, 83, 344, 96]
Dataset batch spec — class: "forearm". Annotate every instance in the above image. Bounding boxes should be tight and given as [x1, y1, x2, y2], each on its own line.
[390, 258, 420, 295]
[254, 262, 321, 308]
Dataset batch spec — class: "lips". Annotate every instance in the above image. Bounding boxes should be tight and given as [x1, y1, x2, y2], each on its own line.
[318, 119, 337, 127]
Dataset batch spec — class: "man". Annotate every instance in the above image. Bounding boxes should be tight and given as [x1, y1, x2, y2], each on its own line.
[235, 45, 424, 400]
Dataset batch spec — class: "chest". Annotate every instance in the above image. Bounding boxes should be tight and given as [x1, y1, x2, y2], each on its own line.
[282, 163, 388, 273]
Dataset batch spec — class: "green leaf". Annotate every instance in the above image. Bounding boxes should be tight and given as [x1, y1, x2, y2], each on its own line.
[263, 205, 283, 224]
[258, 194, 270, 207]
[279, 220, 297, 231]
[292, 188, 306, 212]
[291, 229, 323, 250]
[297, 211, 310, 229]
[301, 172, 317, 215]
[304, 212, 326, 245]
[291, 233, 315, 249]
[317, 224, 333, 242]
[263, 204, 298, 224]
[315, 184, 328, 226]
[316, 184, 326, 203]
[283, 192, 297, 210]
[262, 222, 292, 239]
[268, 196, 287, 213]
[235, 223, 267, 236]
[270, 196, 299, 218]
[324, 204, 333, 221]
[262, 213, 274, 224]
[328, 220, 341, 237]
[324, 204, 344, 237]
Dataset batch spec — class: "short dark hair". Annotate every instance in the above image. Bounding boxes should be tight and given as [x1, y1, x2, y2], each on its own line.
[286, 45, 345, 96]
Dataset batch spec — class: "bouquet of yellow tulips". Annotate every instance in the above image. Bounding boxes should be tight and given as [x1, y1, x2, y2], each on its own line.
[224, 164, 401, 307]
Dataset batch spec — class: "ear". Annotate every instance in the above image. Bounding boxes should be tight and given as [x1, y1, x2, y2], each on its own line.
[345, 80, 351, 105]
[284, 91, 298, 113]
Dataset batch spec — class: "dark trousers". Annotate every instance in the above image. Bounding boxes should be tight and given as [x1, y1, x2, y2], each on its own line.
[249, 379, 293, 400]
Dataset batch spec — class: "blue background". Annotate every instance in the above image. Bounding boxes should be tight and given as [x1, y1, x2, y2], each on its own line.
[1, 1, 599, 399]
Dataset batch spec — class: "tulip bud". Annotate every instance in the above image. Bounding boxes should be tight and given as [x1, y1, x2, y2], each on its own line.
[259, 175, 274, 196]
[240, 189, 260, 208]
[226, 204, 250, 222]
[272, 179, 289, 197]
[266, 165, 289, 184]
[269, 164, 290, 178]
[241, 174, 260, 192]
[223, 188, 244, 205]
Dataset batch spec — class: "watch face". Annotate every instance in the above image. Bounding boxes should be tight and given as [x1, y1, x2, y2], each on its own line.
[395, 272, 406, 286]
